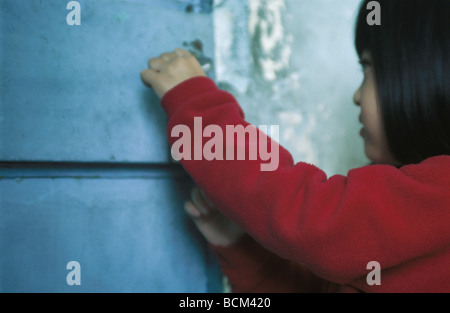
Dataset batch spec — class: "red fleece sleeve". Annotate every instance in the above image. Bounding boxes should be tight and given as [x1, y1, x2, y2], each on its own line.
[161, 77, 450, 291]
[209, 235, 337, 293]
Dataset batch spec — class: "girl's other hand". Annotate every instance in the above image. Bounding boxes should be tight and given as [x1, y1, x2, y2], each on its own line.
[185, 187, 246, 247]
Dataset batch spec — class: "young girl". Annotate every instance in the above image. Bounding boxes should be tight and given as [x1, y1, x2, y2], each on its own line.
[141, 0, 450, 292]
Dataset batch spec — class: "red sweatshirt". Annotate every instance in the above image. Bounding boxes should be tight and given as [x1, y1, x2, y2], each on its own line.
[161, 76, 450, 293]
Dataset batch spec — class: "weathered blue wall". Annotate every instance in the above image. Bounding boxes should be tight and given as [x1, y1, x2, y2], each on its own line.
[0, 0, 215, 162]
[0, 0, 221, 293]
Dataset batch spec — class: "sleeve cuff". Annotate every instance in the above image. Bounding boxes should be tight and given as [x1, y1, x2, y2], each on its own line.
[161, 76, 220, 118]
[208, 234, 276, 271]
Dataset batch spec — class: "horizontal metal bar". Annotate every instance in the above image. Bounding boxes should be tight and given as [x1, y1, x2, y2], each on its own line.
[0, 162, 190, 179]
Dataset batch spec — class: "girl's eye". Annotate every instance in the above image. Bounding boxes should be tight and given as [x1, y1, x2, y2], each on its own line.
[359, 60, 370, 72]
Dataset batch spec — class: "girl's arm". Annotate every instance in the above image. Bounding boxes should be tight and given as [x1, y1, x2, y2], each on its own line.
[210, 235, 337, 293]
[186, 187, 336, 293]
[142, 50, 450, 291]
[161, 76, 450, 289]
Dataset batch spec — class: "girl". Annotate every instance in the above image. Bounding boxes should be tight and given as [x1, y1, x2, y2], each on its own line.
[141, 0, 450, 292]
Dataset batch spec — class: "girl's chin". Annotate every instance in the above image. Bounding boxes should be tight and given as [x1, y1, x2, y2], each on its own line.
[365, 146, 401, 166]
[364, 143, 383, 164]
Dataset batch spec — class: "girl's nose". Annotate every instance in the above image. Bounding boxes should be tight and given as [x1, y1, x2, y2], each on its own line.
[353, 86, 361, 106]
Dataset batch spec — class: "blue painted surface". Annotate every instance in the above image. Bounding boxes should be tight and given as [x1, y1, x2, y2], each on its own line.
[0, 0, 221, 292]
[0, 175, 221, 293]
[0, 0, 215, 162]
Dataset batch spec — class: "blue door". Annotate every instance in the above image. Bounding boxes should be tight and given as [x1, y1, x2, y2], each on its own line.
[0, 0, 221, 292]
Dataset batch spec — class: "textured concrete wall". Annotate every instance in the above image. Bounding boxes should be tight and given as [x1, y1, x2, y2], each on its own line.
[214, 0, 368, 176]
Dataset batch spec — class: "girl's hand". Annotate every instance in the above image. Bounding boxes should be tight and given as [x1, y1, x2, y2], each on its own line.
[185, 187, 246, 247]
[141, 48, 207, 99]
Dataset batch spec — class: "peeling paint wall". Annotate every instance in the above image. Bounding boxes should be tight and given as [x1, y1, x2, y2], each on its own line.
[214, 0, 369, 176]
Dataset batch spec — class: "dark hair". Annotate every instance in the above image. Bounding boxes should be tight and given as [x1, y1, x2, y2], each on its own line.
[355, 0, 450, 165]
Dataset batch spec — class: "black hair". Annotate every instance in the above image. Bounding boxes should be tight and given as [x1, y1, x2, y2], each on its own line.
[355, 0, 450, 165]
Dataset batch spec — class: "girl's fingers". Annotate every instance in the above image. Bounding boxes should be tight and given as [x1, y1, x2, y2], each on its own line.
[140, 69, 158, 88]
[190, 187, 207, 215]
[191, 187, 214, 215]
[184, 200, 202, 218]
[199, 188, 215, 208]
[148, 57, 164, 71]
[160, 52, 176, 61]
[174, 48, 190, 57]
